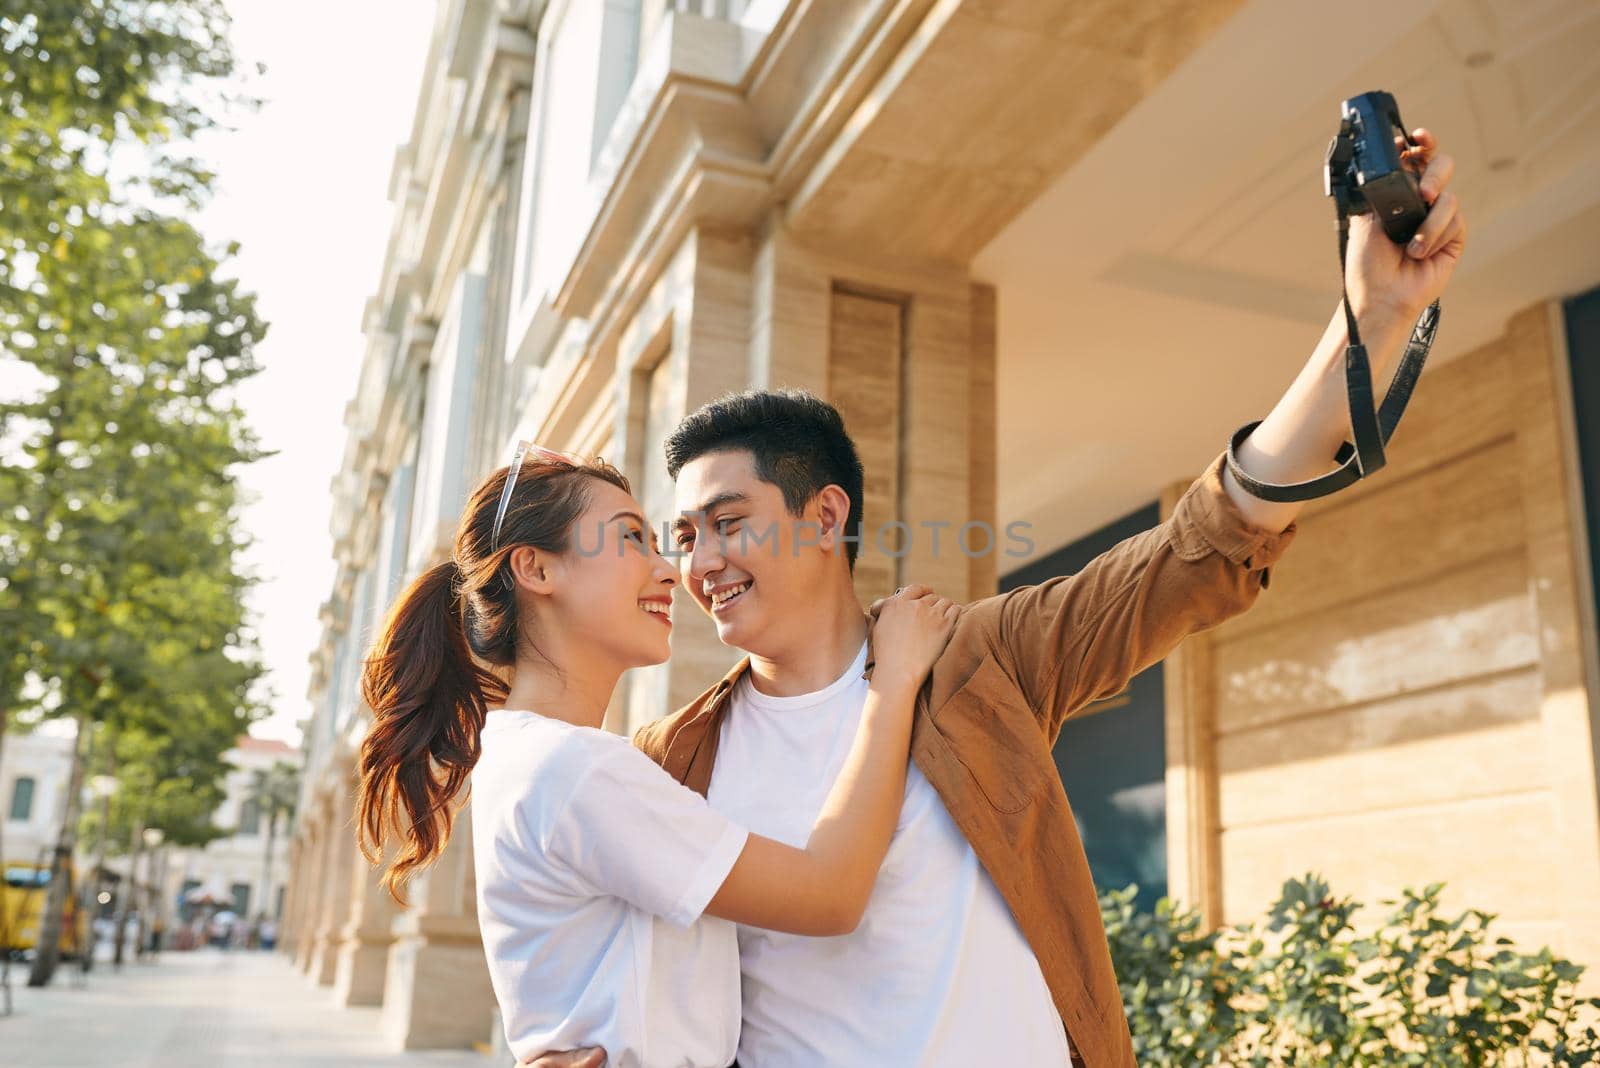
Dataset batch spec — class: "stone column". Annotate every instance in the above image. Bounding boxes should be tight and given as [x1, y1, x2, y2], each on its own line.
[294, 815, 329, 973]
[333, 838, 399, 1006]
[381, 800, 495, 1050]
[746, 218, 999, 604]
[607, 228, 753, 736]
[597, 222, 999, 735]
[279, 835, 304, 957]
[308, 767, 358, 987]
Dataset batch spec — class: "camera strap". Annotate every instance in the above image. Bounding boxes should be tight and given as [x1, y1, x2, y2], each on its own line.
[1224, 121, 1441, 502]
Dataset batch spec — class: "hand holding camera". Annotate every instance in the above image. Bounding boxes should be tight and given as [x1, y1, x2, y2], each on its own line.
[1225, 91, 1469, 504]
[1337, 109, 1467, 338]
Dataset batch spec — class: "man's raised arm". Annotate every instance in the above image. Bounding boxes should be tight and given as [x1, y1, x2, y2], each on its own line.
[966, 128, 1464, 744]
[1222, 128, 1463, 534]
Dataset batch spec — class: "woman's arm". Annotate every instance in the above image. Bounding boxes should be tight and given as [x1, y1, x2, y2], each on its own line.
[702, 586, 956, 936]
[702, 674, 918, 936]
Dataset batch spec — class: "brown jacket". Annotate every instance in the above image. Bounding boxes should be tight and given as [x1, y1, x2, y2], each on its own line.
[633, 449, 1298, 1067]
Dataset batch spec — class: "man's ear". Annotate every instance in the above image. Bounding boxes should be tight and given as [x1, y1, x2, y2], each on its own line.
[813, 484, 853, 555]
[508, 545, 556, 594]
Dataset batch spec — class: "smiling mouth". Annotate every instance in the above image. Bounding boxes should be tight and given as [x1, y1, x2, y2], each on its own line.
[639, 600, 672, 626]
[709, 581, 751, 612]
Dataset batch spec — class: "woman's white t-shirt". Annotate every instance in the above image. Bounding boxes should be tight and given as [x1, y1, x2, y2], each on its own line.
[470, 710, 748, 1068]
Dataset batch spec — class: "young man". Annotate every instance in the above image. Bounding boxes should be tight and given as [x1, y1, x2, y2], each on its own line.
[531, 130, 1464, 1066]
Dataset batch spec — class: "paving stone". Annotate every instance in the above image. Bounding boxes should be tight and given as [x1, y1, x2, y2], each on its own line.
[0, 948, 502, 1067]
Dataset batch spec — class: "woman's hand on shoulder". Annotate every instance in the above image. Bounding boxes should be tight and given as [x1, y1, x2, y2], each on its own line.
[868, 583, 961, 692]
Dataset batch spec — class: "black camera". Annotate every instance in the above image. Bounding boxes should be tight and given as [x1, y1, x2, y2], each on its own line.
[1326, 90, 1429, 244]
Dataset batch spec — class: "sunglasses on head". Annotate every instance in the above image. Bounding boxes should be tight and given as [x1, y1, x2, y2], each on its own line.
[490, 440, 585, 554]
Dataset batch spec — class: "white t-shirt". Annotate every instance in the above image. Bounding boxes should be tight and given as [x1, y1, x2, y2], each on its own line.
[470, 711, 748, 1068]
[707, 640, 1073, 1067]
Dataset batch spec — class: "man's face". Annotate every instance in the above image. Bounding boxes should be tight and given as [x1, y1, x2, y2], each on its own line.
[671, 449, 829, 656]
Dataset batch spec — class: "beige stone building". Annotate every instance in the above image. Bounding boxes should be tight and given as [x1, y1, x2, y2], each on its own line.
[285, 0, 1600, 1051]
[1, 729, 295, 948]
[2, 726, 77, 875]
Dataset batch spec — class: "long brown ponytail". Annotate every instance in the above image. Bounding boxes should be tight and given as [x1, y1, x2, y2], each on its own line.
[356, 452, 630, 902]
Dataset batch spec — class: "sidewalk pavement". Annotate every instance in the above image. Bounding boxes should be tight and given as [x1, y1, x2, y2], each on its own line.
[0, 947, 500, 1067]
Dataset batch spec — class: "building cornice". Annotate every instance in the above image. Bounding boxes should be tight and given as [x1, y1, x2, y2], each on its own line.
[555, 15, 769, 330]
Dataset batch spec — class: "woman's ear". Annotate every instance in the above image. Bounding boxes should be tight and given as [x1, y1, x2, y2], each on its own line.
[509, 545, 556, 594]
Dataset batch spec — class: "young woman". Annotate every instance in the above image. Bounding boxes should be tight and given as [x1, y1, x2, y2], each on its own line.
[355, 444, 957, 1068]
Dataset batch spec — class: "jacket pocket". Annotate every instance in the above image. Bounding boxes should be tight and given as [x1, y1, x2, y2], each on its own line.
[932, 653, 1051, 813]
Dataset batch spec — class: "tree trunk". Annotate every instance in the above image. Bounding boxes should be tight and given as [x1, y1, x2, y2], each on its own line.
[261, 809, 277, 923]
[132, 846, 154, 961]
[27, 708, 92, 987]
[80, 789, 112, 975]
[111, 813, 145, 968]
[144, 846, 167, 957]
[0, 702, 8, 890]
[0, 702, 11, 1001]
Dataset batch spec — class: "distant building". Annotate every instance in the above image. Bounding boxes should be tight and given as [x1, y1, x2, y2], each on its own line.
[2, 728, 298, 944]
[0, 727, 76, 871]
[159, 736, 300, 927]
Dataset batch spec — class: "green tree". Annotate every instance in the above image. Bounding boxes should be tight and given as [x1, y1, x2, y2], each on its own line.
[87, 727, 237, 966]
[4, 209, 268, 986]
[0, 2, 266, 986]
[249, 759, 299, 922]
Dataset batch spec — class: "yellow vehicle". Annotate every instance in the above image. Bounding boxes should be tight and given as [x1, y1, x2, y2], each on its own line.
[1, 860, 90, 960]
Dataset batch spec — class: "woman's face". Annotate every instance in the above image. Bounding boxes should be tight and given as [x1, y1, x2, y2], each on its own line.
[543, 479, 678, 669]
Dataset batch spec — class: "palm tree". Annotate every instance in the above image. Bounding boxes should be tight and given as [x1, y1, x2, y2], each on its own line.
[250, 761, 299, 923]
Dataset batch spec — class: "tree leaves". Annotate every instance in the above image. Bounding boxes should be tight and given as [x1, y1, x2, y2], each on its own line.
[0, 2, 247, 283]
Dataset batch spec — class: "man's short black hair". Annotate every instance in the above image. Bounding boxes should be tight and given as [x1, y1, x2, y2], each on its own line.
[665, 389, 866, 570]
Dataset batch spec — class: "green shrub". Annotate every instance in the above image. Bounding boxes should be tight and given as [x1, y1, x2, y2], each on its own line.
[1101, 874, 1600, 1066]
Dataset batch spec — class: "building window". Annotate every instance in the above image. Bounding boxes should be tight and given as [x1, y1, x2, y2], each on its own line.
[237, 797, 260, 836]
[593, 1, 639, 170]
[8, 776, 35, 822]
[230, 882, 252, 919]
[1564, 286, 1600, 668]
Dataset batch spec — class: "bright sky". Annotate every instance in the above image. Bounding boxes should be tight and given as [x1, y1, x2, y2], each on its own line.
[194, 0, 435, 746]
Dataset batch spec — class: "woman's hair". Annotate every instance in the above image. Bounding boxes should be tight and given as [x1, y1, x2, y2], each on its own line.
[355, 451, 631, 903]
